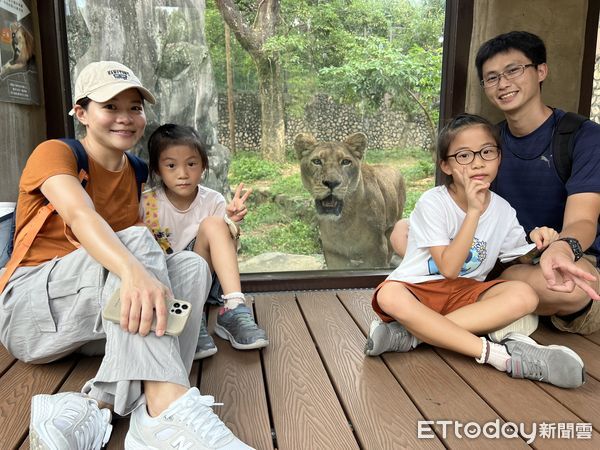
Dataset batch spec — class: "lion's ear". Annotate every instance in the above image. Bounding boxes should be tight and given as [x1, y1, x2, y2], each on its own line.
[294, 133, 316, 159]
[344, 133, 367, 160]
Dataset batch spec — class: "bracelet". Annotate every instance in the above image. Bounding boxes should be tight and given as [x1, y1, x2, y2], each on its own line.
[224, 215, 241, 240]
[475, 336, 488, 364]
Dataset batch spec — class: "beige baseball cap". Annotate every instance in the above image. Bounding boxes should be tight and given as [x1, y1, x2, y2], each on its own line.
[68, 61, 156, 115]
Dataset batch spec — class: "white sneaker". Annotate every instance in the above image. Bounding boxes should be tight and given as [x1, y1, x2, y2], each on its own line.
[125, 387, 254, 450]
[488, 314, 539, 343]
[30, 392, 112, 450]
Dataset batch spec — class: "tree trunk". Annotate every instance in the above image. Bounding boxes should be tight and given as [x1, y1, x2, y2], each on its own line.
[255, 56, 285, 162]
[214, 0, 285, 161]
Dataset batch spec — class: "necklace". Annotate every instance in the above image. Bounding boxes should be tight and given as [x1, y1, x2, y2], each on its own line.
[500, 110, 557, 161]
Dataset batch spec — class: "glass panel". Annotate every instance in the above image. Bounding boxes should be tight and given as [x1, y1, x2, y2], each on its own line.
[64, 0, 444, 273]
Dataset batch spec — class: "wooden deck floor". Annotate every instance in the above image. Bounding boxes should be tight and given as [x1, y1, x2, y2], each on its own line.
[1, 288, 599, 449]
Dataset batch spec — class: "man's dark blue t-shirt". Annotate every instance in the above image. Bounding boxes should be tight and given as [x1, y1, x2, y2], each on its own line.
[493, 108, 600, 265]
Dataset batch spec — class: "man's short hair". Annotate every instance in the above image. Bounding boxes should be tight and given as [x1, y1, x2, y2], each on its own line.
[475, 31, 547, 81]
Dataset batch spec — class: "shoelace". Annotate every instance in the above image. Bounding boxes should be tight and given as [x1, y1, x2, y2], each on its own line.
[388, 327, 410, 351]
[54, 398, 106, 449]
[164, 395, 231, 446]
[230, 310, 260, 330]
[520, 357, 545, 381]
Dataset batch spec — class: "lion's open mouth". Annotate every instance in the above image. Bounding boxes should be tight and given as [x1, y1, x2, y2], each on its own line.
[315, 195, 343, 216]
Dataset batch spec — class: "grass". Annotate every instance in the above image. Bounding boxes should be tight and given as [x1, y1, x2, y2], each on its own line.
[229, 146, 434, 260]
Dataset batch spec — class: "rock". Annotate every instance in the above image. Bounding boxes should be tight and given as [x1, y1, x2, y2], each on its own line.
[239, 252, 325, 272]
[65, 0, 230, 194]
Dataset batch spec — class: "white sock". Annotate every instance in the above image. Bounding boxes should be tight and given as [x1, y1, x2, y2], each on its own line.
[485, 341, 511, 372]
[222, 292, 245, 310]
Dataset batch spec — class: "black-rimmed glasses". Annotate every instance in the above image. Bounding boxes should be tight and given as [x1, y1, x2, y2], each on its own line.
[480, 64, 537, 88]
[447, 146, 500, 165]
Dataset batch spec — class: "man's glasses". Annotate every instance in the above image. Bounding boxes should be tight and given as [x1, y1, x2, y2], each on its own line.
[447, 146, 500, 165]
[480, 63, 537, 88]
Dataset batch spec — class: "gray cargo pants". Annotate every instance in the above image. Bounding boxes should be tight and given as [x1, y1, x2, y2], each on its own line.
[0, 226, 210, 415]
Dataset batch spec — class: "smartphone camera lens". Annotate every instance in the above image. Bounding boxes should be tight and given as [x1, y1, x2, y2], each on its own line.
[181, 304, 188, 310]
[173, 302, 180, 308]
[175, 308, 182, 314]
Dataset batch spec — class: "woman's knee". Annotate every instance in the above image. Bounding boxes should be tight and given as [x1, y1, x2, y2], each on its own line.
[117, 226, 163, 256]
[167, 251, 211, 303]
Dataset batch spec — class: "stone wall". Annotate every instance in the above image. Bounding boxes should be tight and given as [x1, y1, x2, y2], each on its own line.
[218, 93, 433, 151]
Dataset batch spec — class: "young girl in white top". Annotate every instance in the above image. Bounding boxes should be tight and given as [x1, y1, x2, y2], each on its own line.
[366, 113, 585, 389]
[142, 124, 268, 356]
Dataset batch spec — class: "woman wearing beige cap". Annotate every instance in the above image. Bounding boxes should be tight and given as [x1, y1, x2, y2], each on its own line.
[0, 61, 252, 450]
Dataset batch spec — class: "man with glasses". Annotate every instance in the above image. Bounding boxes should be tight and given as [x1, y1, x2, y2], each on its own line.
[474, 31, 600, 335]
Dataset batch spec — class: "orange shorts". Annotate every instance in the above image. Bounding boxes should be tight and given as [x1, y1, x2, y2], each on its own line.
[372, 277, 506, 323]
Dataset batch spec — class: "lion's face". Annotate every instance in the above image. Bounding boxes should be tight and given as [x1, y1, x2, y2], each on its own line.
[294, 133, 366, 218]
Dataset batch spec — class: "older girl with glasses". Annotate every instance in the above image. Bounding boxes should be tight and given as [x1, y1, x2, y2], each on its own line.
[364, 113, 586, 389]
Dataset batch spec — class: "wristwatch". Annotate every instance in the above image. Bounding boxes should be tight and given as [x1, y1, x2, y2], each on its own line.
[555, 237, 584, 261]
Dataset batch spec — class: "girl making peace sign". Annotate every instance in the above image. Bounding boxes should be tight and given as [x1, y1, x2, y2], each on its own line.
[142, 124, 268, 357]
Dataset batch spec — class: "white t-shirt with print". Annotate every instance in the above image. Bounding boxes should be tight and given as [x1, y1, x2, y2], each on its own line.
[388, 185, 527, 284]
[141, 184, 226, 253]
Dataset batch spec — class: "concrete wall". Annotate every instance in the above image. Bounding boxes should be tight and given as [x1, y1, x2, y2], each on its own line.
[466, 0, 588, 120]
[0, 0, 46, 202]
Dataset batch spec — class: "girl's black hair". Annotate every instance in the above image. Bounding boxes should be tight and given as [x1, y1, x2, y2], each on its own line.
[437, 113, 501, 186]
[147, 124, 209, 186]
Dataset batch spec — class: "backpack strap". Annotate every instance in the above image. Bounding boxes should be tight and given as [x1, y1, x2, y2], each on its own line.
[124, 152, 148, 199]
[552, 112, 588, 184]
[59, 138, 90, 188]
[142, 189, 174, 254]
[0, 139, 89, 293]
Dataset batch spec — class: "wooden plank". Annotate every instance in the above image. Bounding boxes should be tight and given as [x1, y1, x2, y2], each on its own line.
[584, 329, 600, 346]
[0, 345, 16, 376]
[0, 359, 76, 449]
[339, 289, 529, 449]
[436, 349, 599, 449]
[297, 290, 443, 450]
[254, 292, 359, 450]
[200, 303, 273, 450]
[533, 327, 600, 381]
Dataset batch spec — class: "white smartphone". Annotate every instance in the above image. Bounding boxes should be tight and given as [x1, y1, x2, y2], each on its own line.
[102, 289, 191, 336]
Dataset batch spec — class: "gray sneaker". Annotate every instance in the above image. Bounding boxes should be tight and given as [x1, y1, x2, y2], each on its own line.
[195, 317, 218, 360]
[215, 305, 269, 350]
[502, 333, 586, 389]
[364, 319, 414, 356]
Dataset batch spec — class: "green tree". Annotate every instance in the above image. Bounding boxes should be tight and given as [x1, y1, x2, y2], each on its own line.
[271, 0, 445, 142]
[214, 0, 286, 162]
[208, 0, 445, 152]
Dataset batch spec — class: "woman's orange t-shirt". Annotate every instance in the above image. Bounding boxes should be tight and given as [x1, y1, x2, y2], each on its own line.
[16, 139, 140, 266]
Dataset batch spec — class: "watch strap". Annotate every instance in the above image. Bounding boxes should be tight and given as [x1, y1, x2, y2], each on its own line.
[556, 237, 584, 261]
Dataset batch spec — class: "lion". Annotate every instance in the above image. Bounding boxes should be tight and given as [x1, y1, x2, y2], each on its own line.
[1, 22, 35, 76]
[294, 132, 406, 269]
